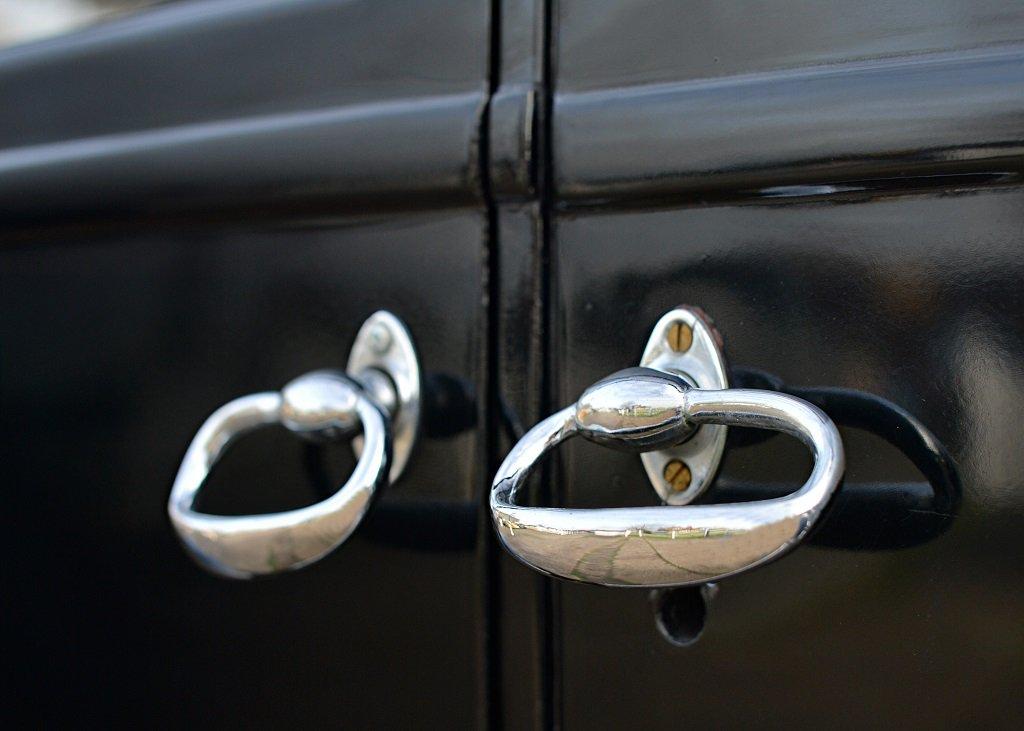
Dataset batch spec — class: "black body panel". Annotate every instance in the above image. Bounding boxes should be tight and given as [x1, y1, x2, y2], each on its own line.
[547, 2, 1024, 728]
[552, 195, 1024, 727]
[1, 1, 492, 726]
[4, 215, 488, 726]
[3, 0, 1024, 728]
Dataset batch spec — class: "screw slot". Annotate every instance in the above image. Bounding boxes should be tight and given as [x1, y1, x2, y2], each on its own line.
[641, 307, 729, 506]
[662, 459, 692, 492]
[666, 321, 693, 352]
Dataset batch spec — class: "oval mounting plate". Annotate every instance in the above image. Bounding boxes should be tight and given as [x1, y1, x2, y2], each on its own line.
[347, 311, 421, 484]
[640, 306, 729, 505]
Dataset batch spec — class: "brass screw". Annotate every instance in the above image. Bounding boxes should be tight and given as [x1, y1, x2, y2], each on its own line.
[662, 459, 692, 492]
[667, 321, 693, 352]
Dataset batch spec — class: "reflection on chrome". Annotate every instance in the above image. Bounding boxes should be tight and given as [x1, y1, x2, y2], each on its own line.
[490, 368, 845, 588]
[167, 372, 390, 579]
[168, 310, 421, 579]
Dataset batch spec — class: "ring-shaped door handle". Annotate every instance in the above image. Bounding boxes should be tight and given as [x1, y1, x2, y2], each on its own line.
[490, 368, 845, 588]
[168, 372, 389, 579]
[168, 310, 421, 579]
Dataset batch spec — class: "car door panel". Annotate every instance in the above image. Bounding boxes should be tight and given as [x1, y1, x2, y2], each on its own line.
[545, 2, 1024, 728]
[1, 1, 492, 726]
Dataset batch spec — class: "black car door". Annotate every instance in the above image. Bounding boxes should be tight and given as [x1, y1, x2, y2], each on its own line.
[513, 2, 1024, 728]
[2, 1, 493, 726]
[5, 1, 1024, 729]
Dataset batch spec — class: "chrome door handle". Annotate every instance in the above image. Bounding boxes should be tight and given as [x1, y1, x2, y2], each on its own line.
[490, 307, 845, 588]
[168, 312, 420, 579]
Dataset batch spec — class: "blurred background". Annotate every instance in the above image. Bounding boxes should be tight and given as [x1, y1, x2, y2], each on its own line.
[0, 0, 169, 49]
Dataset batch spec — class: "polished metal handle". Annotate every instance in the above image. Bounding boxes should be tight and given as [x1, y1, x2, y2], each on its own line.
[490, 367, 845, 588]
[168, 311, 420, 579]
[168, 371, 388, 579]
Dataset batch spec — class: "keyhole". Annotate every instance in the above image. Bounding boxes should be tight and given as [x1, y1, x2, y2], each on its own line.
[651, 583, 716, 647]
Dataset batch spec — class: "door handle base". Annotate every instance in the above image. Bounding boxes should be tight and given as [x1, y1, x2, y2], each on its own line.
[640, 306, 729, 505]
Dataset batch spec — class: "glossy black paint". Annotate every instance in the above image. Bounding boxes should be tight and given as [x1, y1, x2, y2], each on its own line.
[725, 368, 962, 549]
[4, 0, 1024, 728]
[3, 215, 490, 726]
[489, 2, 554, 729]
[554, 2, 1024, 209]
[555, 49, 1024, 207]
[555, 0, 1024, 91]
[546, 3, 1024, 728]
[0, 0, 488, 226]
[551, 196, 1024, 727]
[0, 0, 489, 144]
[1, 0, 493, 727]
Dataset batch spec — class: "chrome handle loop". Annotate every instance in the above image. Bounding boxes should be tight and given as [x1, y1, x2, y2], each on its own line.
[168, 371, 389, 579]
[490, 368, 845, 588]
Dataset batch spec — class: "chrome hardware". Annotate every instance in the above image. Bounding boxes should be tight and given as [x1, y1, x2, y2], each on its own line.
[575, 368, 695, 451]
[490, 307, 844, 588]
[348, 311, 421, 483]
[168, 311, 421, 579]
[640, 307, 729, 505]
